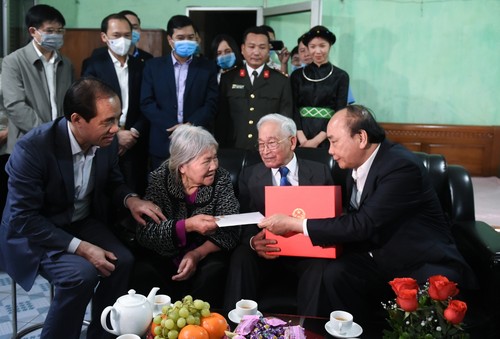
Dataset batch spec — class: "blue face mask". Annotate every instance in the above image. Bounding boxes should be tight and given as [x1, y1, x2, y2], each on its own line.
[174, 40, 198, 58]
[131, 30, 140, 45]
[217, 53, 236, 69]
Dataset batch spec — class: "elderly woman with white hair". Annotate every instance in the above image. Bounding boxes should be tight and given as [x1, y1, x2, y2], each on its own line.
[135, 125, 239, 306]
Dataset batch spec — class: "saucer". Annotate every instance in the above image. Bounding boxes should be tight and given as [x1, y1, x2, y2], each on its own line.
[227, 309, 263, 323]
[325, 320, 363, 338]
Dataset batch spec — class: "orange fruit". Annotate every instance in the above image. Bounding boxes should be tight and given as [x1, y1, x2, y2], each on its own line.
[200, 312, 228, 339]
[179, 324, 209, 339]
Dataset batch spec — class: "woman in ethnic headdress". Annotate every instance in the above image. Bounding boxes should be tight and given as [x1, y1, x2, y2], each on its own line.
[291, 26, 350, 148]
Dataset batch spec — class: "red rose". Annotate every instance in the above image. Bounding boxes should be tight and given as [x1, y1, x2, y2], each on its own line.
[396, 288, 418, 312]
[428, 275, 459, 301]
[444, 299, 467, 324]
[389, 277, 419, 295]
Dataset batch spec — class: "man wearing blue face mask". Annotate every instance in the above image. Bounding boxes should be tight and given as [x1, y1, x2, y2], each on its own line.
[1, 4, 74, 153]
[141, 15, 218, 170]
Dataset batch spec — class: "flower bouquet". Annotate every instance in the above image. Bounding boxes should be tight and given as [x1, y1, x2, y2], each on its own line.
[383, 275, 469, 339]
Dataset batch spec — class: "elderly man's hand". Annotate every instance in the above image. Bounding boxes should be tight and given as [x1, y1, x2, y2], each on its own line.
[250, 229, 280, 259]
[75, 241, 116, 277]
[258, 214, 303, 236]
[126, 196, 166, 225]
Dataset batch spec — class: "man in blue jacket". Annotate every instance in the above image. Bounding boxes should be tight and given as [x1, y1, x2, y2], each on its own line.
[140, 15, 218, 170]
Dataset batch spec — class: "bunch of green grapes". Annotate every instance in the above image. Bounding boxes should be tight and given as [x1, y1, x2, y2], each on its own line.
[151, 295, 211, 339]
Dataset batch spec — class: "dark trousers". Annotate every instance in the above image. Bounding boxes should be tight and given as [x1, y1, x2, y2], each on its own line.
[0, 154, 9, 214]
[224, 243, 329, 316]
[130, 247, 229, 308]
[39, 217, 134, 339]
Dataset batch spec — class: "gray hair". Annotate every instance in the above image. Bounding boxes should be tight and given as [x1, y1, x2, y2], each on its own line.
[168, 125, 218, 182]
[256, 113, 297, 137]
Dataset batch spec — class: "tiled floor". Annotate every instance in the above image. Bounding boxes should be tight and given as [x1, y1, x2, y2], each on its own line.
[0, 273, 90, 339]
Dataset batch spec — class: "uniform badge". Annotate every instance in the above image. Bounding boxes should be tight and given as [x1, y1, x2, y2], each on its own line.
[239, 69, 246, 77]
[232, 84, 245, 89]
[263, 70, 270, 79]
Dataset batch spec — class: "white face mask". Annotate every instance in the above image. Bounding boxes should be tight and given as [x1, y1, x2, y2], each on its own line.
[107, 36, 132, 56]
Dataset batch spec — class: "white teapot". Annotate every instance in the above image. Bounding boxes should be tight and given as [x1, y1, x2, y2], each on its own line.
[101, 287, 160, 336]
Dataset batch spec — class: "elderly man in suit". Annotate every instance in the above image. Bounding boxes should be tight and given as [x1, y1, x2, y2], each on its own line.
[1, 4, 73, 153]
[216, 26, 293, 150]
[82, 12, 149, 195]
[140, 14, 218, 170]
[260, 105, 477, 329]
[0, 77, 166, 339]
[224, 113, 333, 316]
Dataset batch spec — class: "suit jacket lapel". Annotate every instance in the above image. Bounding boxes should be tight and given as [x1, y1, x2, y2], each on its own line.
[184, 57, 197, 96]
[296, 158, 316, 185]
[252, 65, 271, 91]
[54, 118, 75, 204]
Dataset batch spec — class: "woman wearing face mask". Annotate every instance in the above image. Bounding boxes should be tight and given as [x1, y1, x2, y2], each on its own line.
[210, 34, 244, 83]
[290, 26, 350, 148]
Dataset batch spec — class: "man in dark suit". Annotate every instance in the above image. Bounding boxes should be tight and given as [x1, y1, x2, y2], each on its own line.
[0, 78, 166, 339]
[90, 10, 153, 63]
[216, 26, 293, 150]
[140, 15, 218, 170]
[82, 12, 149, 195]
[224, 113, 333, 316]
[260, 105, 476, 327]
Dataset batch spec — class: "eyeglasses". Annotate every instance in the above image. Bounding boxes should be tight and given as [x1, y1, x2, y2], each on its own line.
[256, 137, 289, 151]
[38, 28, 66, 35]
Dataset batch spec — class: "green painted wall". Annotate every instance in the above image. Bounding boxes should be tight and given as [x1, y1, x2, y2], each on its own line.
[41, 0, 499, 125]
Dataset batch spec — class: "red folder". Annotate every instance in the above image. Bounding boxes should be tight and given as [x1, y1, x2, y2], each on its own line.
[265, 186, 342, 258]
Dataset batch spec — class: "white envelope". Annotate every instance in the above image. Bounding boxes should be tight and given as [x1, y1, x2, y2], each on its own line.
[215, 212, 264, 227]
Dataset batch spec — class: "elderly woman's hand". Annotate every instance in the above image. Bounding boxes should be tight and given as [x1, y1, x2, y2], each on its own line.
[185, 214, 218, 235]
[172, 249, 202, 281]
[258, 214, 303, 236]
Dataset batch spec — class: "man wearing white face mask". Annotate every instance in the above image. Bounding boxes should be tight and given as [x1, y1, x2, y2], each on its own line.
[1, 4, 74, 153]
[90, 10, 153, 63]
[82, 13, 150, 197]
[141, 15, 218, 170]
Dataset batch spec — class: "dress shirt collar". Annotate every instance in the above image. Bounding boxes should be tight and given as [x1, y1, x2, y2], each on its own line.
[245, 63, 265, 78]
[352, 144, 381, 192]
[67, 121, 99, 157]
[107, 50, 128, 68]
[171, 51, 193, 66]
[271, 153, 298, 186]
[32, 40, 59, 64]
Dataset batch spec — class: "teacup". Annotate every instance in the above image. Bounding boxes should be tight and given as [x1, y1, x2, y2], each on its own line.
[116, 334, 141, 339]
[330, 310, 353, 334]
[153, 294, 171, 316]
[235, 299, 258, 318]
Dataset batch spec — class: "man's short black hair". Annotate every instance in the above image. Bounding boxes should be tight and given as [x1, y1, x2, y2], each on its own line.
[242, 26, 270, 43]
[25, 4, 65, 30]
[100, 13, 132, 34]
[118, 10, 140, 24]
[344, 105, 386, 143]
[166, 15, 194, 37]
[64, 77, 119, 122]
[259, 25, 275, 35]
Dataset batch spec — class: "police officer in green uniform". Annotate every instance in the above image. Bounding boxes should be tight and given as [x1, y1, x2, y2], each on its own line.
[216, 26, 292, 150]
